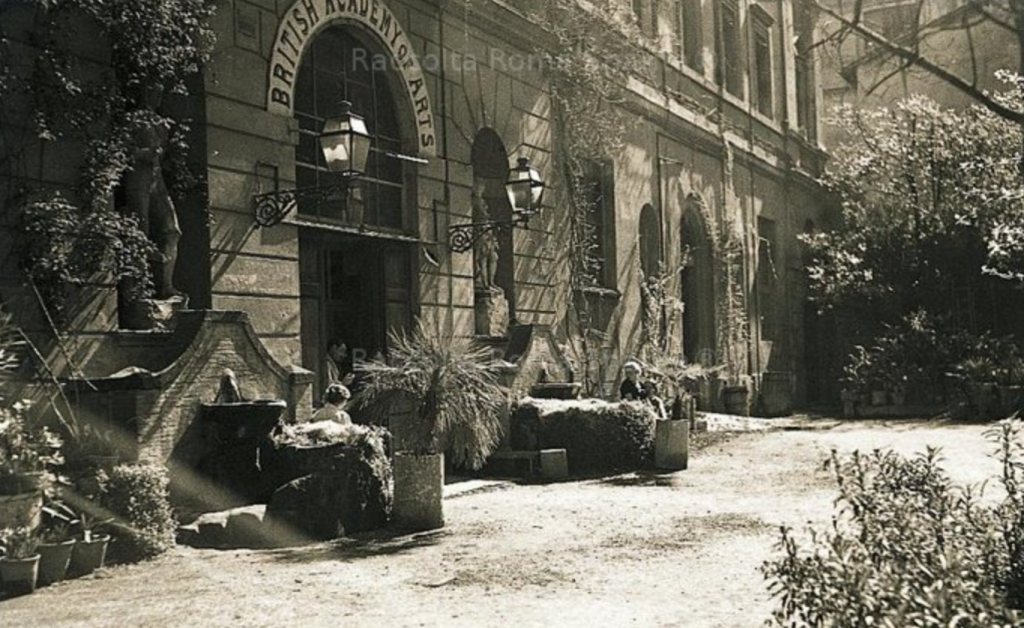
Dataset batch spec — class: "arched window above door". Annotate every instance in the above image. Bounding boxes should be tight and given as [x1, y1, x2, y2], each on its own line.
[294, 26, 405, 231]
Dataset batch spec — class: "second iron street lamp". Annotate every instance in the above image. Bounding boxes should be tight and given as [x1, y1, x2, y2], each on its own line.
[448, 156, 547, 253]
[253, 100, 372, 228]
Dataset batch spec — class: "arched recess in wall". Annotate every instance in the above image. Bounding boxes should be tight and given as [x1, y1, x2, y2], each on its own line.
[470, 128, 515, 323]
[681, 193, 716, 363]
[638, 203, 662, 278]
[638, 203, 663, 351]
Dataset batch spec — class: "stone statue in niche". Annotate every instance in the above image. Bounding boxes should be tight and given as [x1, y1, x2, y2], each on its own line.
[471, 181, 508, 336]
[120, 84, 187, 329]
[472, 183, 499, 290]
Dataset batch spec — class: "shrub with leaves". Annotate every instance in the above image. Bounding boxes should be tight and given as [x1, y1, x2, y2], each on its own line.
[511, 397, 656, 475]
[804, 89, 1024, 365]
[101, 463, 176, 564]
[762, 421, 1024, 626]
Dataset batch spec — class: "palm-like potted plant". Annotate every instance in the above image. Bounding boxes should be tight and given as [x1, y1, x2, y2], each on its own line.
[352, 322, 508, 531]
[0, 525, 40, 596]
[37, 501, 79, 586]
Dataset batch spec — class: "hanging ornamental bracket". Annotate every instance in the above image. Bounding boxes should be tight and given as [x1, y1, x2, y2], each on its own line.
[447, 212, 535, 254]
[253, 177, 359, 228]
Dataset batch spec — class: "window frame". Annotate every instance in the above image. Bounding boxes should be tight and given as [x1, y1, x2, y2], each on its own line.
[676, 0, 704, 72]
[717, 0, 744, 99]
[293, 27, 409, 233]
[579, 159, 618, 291]
[751, 6, 774, 119]
[793, 3, 817, 140]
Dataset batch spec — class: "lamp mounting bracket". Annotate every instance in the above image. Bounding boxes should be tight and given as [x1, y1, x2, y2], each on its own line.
[253, 175, 358, 228]
[448, 212, 534, 253]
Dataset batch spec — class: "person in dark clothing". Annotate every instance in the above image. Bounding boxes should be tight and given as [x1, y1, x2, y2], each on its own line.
[325, 339, 355, 387]
[620, 360, 648, 401]
[620, 360, 666, 419]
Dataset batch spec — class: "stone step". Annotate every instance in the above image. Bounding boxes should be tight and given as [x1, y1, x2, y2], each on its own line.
[484, 448, 568, 481]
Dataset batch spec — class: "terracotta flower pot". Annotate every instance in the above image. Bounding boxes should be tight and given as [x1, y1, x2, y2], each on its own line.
[654, 419, 689, 471]
[0, 490, 43, 530]
[69, 534, 109, 577]
[0, 554, 40, 597]
[37, 539, 75, 586]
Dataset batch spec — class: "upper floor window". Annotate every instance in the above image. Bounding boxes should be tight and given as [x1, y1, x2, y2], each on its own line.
[864, 1, 918, 41]
[676, 0, 704, 72]
[751, 8, 773, 118]
[579, 160, 617, 290]
[717, 0, 744, 98]
[794, 4, 817, 139]
[294, 27, 405, 230]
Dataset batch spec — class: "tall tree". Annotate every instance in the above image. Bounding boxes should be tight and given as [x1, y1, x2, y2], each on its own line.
[803, 0, 1024, 277]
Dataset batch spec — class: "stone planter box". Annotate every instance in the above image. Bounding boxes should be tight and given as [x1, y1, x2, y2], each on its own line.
[654, 420, 689, 471]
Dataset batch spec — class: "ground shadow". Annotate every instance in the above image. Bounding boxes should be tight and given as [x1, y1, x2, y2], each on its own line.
[596, 469, 683, 488]
[265, 527, 447, 565]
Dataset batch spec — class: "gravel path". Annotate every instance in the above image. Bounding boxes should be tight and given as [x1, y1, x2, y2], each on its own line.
[1, 416, 1007, 628]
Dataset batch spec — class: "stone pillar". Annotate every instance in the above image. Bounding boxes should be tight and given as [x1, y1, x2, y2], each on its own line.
[474, 287, 509, 337]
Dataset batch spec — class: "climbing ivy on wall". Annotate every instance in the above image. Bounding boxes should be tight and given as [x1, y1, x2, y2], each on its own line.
[523, 0, 651, 396]
[0, 0, 215, 322]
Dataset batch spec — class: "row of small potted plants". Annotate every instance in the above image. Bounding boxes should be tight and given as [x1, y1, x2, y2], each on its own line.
[0, 500, 111, 597]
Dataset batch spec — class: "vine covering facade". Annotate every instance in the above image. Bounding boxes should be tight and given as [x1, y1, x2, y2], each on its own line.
[0, 0, 830, 417]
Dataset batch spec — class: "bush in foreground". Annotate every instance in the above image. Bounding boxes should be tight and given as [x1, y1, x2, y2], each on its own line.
[762, 421, 1024, 627]
[102, 463, 177, 563]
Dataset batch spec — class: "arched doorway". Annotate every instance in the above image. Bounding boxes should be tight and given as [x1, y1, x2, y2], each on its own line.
[680, 194, 715, 363]
[295, 25, 417, 397]
[470, 129, 515, 326]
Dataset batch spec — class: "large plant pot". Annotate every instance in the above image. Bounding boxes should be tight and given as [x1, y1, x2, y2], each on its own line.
[69, 534, 109, 577]
[0, 554, 40, 597]
[759, 371, 794, 417]
[37, 539, 75, 586]
[654, 420, 689, 471]
[392, 453, 444, 532]
[722, 385, 750, 416]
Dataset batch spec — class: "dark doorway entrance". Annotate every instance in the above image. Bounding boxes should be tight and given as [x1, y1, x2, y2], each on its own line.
[300, 232, 414, 397]
[680, 195, 715, 363]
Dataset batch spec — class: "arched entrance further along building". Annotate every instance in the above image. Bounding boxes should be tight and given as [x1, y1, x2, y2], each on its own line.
[680, 193, 716, 364]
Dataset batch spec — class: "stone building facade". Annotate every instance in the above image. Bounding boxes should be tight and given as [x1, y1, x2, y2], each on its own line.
[0, 0, 830, 458]
[817, 0, 1019, 147]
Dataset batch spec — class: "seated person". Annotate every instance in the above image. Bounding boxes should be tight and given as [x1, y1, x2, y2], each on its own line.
[619, 360, 648, 401]
[619, 360, 667, 419]
[311, 383, 352, 425]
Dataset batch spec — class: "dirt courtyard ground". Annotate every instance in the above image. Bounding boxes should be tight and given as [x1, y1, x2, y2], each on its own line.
[1, 416, 1010, 628]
